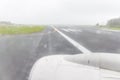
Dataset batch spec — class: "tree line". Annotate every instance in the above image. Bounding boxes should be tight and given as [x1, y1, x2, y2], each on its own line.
[107, 17, 120, 27]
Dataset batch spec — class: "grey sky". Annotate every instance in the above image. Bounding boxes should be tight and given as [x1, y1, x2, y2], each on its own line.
[0, 0, 120, 25]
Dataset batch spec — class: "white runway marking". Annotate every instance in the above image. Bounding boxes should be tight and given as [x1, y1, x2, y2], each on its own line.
[43, 44, 47, 48]
[62, 28, 82, 32]
[96, 30, 112, 35]
[96, 30, 102, 34]
[62, 29, 70, 32]
[52, 26, 92, 53]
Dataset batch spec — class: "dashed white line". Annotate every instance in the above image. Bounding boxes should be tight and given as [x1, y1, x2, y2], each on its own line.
[96, 30, 112, 34]
[52, 26, 92, 54]
[62, 29, 70, 32]
[43, 44, 47, 48]
[96, 30, 102, 34]
[62, 28, 82, 32]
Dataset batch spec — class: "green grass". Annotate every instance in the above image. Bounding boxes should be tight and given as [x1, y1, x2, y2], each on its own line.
[0, 25, 45, 35]
[107, 27, 120, 30]
[99, 26, 120, 30]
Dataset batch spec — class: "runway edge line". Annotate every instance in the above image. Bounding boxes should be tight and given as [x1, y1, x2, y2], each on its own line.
[52, 26, 92, 54]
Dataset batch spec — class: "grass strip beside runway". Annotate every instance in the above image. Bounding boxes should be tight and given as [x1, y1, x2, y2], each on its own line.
[108, 27, 120, 30]
[0, 25, 45, 35]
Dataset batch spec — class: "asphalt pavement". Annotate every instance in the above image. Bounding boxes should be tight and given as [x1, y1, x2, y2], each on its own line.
[0, 25, 120, 80]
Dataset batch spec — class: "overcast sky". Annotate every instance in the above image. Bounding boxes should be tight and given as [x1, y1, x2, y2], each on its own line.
[0, 0, 120, 25]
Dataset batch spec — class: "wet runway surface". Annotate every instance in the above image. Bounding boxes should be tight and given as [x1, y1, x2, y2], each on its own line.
[0, 26, 120, 80]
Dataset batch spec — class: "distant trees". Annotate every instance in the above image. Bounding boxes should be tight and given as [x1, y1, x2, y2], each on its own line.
[0, 21, 13, 25]
[96, 23, 99, 26]
[107, 17, 120, 27]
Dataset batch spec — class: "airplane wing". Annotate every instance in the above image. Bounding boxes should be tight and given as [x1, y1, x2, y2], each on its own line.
[101, 69, 120, 80]
[29, 53, 120, 80]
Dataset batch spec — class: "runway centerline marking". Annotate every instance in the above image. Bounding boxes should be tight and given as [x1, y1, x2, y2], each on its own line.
[52, 26, 92, 54]
[62, 28, 82, 32]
